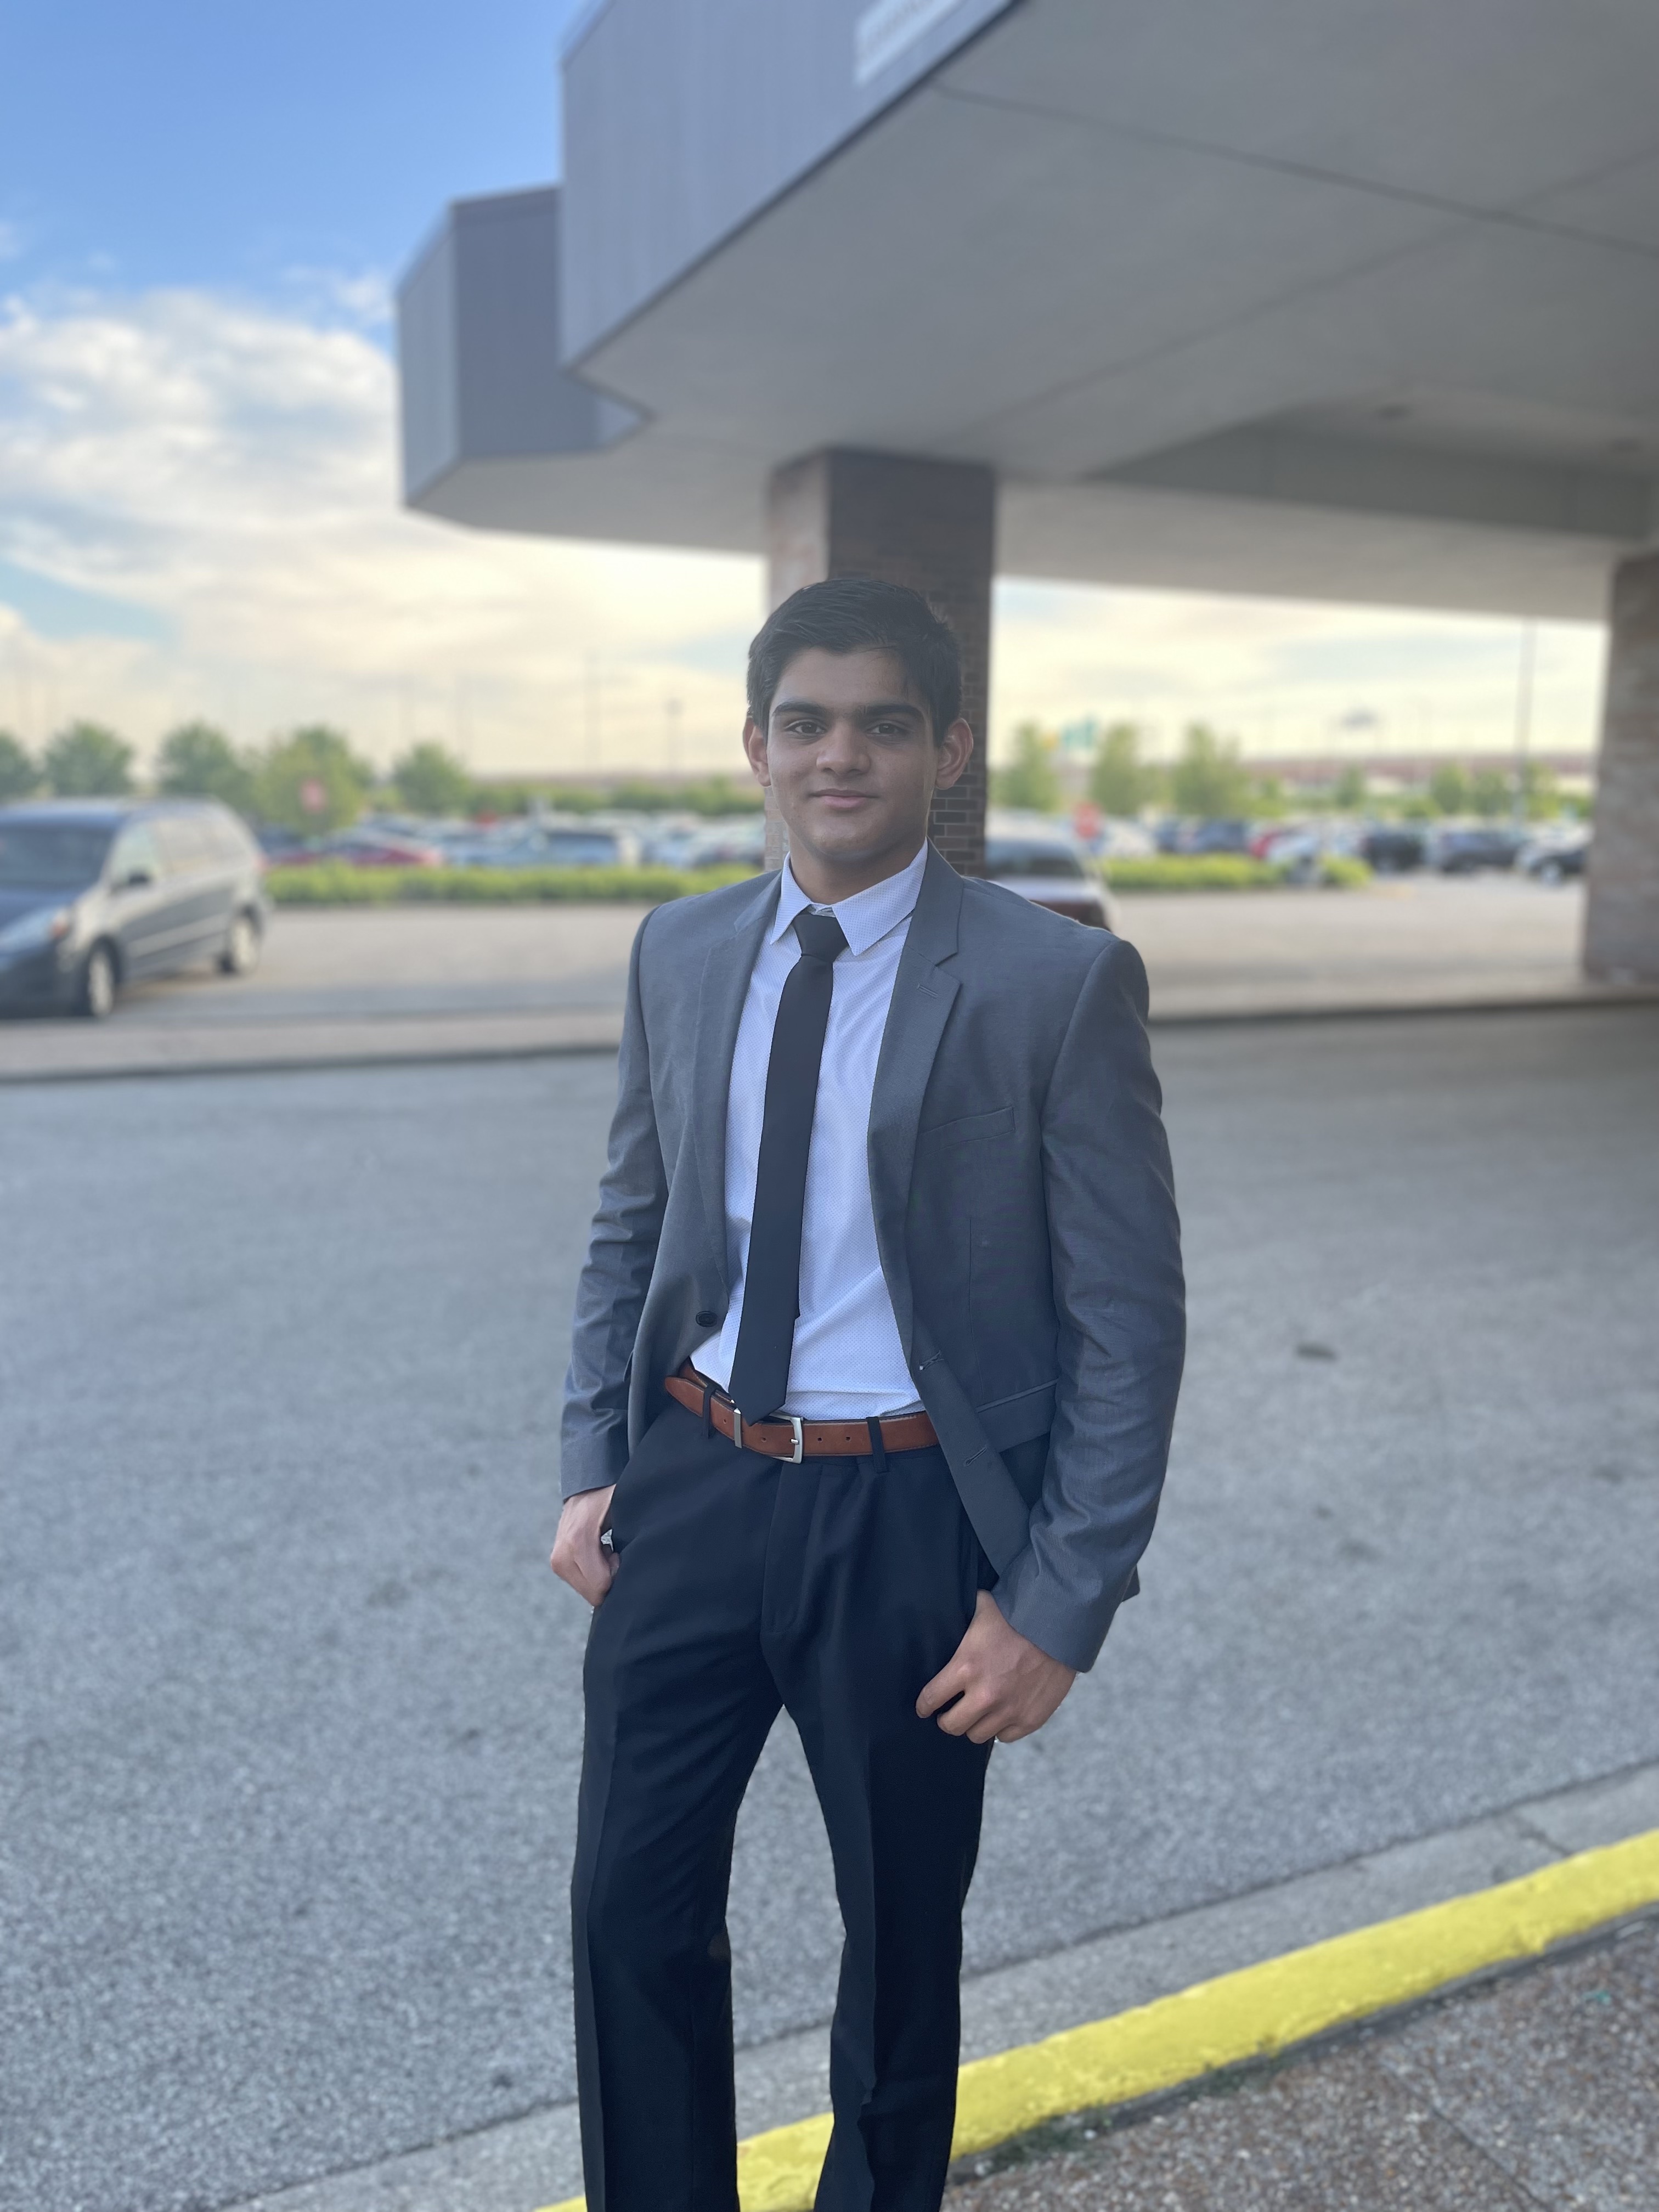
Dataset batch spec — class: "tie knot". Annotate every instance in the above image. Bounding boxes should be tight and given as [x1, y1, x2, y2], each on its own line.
[793, 910, 848, 965]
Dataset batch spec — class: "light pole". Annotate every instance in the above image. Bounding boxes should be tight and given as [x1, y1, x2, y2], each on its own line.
[1511, 623, 1536, 823]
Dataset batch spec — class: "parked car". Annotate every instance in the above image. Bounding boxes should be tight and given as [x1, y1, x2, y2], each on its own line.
[1357, 824, 1426, 873]
[254, 824, 318, 865]
[1257, 822, 1365, 881]
[985, 820, 1112, 928]
[0, 798, 269, 1018]
[1430, 825, 1528, 873]
[1519, 830, 1590, 883]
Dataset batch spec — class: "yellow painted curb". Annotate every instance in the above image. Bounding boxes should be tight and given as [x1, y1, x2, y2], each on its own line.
[538, 1825, 1659, 2212]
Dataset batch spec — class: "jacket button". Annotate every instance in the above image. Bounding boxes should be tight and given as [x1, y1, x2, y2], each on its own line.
[696, 1310, 718, 1328]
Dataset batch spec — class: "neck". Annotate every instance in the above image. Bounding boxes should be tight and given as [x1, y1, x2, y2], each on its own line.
[785, 833, 927, 906]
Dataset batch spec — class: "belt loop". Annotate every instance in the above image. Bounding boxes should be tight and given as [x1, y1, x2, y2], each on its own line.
[701, 1379, 715, 1440]
[866, 1415, 889, 1473]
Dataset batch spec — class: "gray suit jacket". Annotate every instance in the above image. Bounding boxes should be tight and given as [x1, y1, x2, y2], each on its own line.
[561, 843, 1184, 1671]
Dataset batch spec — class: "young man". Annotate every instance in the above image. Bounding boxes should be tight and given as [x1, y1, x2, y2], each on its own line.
[554, 577, 1184, 2212]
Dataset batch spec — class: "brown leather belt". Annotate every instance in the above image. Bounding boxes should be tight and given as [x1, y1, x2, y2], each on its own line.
[665, 1362, 938, 1463]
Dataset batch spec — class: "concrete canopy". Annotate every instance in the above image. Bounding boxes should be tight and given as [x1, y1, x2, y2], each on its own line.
[401, 0, 1659, 620]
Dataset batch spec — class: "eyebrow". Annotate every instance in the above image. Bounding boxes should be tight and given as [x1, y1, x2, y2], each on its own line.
[770, 697, 924, 722]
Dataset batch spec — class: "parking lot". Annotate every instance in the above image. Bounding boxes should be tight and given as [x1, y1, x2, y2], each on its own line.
[0, 874, 1634, 1086]
[3, 998, 1655, 2212]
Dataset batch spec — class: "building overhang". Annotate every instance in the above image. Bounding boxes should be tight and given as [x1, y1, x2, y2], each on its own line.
[399, 0, 1659, 620]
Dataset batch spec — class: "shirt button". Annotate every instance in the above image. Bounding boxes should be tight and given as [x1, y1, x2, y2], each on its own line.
[696, 1309, 718, 1328]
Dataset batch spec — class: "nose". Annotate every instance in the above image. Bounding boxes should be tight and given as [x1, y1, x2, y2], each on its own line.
[815, 716, 870, 774]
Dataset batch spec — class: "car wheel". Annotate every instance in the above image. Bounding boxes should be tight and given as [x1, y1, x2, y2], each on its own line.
[1539, 859, 1564, 885]
[76, 941, 118, 1020]
[219, 909, 262, 976]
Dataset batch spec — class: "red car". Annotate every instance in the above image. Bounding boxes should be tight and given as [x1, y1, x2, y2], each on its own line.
[275, 828, 444, 868]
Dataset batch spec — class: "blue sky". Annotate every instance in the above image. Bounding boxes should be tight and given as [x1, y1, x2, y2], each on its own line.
[0, 4, 1607, 776]
[3, 1, 584, 306]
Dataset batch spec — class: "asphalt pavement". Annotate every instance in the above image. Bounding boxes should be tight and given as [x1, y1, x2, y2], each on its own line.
[2, 1005, 1656, 2212]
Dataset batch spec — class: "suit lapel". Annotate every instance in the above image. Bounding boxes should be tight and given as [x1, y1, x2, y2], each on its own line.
[868, 845, 963, 1350]
[692, 872, 781, 1288]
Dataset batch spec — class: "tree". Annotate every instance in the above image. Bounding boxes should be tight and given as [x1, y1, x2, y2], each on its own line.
[43, 721, 135, 797]
[1429, 762, 1469, 815]
[0, 731, 38, 802]
[992, 722, 1063, 812]
[1332, 764, 1368, 810]
[1469, 767, 1509, 818]
[156, 721, 258, 816]
[1169, 724, 1251, 818]
[1086, 723, 1154, 816]
[391, 740, 474, 816]
[1519, 759, 1560, 820]
[253, 725, 373, 834]
[1251, 774, 1288, 819]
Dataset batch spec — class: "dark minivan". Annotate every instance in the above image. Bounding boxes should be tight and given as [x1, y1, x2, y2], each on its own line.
[0, 799, 269, 1018]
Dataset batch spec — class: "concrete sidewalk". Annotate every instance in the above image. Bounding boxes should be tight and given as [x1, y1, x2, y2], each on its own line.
[4, 877, 1651, 1083]
[225, 1764, 1659, 2212]
[947, 1912, 1659, 2211]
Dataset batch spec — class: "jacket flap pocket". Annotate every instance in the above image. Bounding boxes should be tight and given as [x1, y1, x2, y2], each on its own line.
[917, 1103, 1014, 1144]
[976, 1381, 1057, 1451]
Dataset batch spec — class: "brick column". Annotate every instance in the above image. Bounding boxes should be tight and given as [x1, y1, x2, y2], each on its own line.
[763, 449, 995, 875]
[1585, 549, 1659, 981]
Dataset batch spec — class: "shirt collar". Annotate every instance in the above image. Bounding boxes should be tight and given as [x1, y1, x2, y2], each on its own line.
[770, 842, 928, 958]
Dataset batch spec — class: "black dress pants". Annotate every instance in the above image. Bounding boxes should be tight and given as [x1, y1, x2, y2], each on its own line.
[572, 1404, 996, 2212]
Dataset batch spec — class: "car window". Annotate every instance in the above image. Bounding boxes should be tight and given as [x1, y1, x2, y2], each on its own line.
[109, 823, 164, 885]
[985, 839, 1086, 881]
[0, 821, 114, 889]
[543, 831, 619, 865]
[205, 811, 254, 862]
[154, 815, 216, 871]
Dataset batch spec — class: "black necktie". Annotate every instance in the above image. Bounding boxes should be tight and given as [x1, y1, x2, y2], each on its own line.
[727, 909, 849, 1423]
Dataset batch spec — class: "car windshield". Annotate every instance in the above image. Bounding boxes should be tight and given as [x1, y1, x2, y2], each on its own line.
[0, 821, 114, 889]
[986, 839, 1085, 881]
[541, 832, 618, 865]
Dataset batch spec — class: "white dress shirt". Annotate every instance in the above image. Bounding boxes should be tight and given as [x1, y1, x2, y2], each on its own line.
[690, 844, 927, 1420]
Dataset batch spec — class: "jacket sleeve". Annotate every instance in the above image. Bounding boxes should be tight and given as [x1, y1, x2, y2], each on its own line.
[992, 935, 1186, 1671]
[559, 911, 668, 1498]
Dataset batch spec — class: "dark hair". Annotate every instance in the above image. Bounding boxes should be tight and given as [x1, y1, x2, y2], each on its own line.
[746, 576, 963, 742]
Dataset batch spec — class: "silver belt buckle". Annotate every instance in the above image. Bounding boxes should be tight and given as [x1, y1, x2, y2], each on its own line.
[787, 1415, 805, 1465]
[732, 1407, 742, 1452]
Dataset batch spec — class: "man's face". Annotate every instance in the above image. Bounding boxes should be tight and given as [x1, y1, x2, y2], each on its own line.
[742, 647, 972, 890]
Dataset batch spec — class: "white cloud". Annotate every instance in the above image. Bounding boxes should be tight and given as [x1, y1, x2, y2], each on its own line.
[991, 579, 1606, 764]
[0, 283, 1610, 777]
[0, 285, 764, 774]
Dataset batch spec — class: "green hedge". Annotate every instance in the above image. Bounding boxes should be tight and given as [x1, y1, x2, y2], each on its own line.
[264, 862, 758, 906]
[267, 854, 1374, 907]
[1103, 856, 1286, 891]
[1103, 855, 1371, 891]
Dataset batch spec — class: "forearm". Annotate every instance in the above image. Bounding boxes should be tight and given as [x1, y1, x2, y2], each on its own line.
[560, 916, 667, 1495]
[1001, 935, 1186, 1669]
[994, 1339, 1183, 1669]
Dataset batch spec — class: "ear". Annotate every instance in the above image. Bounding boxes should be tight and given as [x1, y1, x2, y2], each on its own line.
[933, 718, 974, 791]
[741, 716, 771, 788]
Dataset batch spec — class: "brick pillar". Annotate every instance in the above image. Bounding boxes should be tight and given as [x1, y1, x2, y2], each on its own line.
[1585, 549, 1659, 981]
[763, 448, 995, 875]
